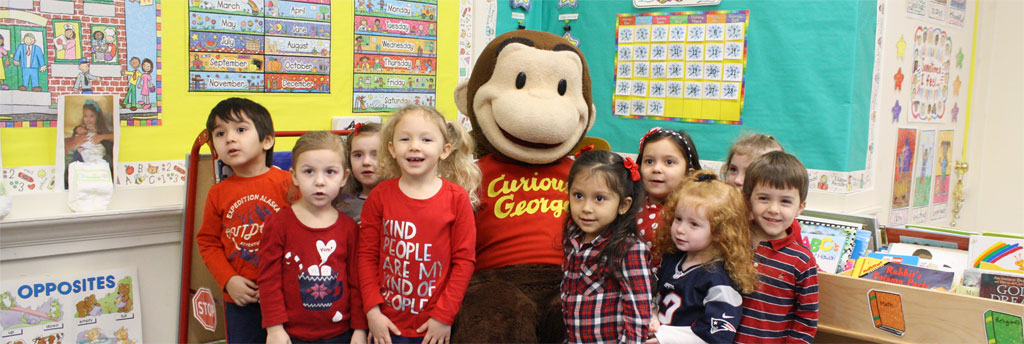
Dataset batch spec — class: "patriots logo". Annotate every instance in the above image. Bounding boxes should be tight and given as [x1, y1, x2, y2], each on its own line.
[710, 317, 736, 334]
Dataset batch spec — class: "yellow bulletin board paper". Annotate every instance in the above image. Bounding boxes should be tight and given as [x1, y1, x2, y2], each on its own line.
[1, 1, 461, 168]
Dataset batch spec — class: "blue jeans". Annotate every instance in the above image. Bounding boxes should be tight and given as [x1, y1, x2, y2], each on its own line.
[224, 302, 266, 344]
[292, 329, 354, 344]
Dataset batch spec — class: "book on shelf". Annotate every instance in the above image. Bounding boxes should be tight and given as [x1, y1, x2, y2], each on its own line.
[886, 242, 968, 289]
[883, 225, 973, 250]
[968, 235, 1024, 274]
[867, 252, 920, 266]
[980, 271, 1024, 304]
[797, 215, 861, 274]
[858, 261, 956, 291]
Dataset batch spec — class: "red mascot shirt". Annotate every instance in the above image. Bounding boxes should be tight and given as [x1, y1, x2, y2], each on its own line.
[474, 154, 574, 271]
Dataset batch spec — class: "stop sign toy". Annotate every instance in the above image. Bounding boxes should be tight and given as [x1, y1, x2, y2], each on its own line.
[192, 287, 217, 331]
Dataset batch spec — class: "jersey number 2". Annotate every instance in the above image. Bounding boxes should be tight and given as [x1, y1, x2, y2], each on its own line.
[658, 292, 682, 323]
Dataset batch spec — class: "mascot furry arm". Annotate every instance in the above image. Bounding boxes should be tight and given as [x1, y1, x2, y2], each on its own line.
[452, 30, 595, 343]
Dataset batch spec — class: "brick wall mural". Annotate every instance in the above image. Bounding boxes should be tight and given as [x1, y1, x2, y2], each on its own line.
[0, 0, 163, 127]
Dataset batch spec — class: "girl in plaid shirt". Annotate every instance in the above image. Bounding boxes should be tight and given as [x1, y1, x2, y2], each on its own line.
[561, 150, 653, 344]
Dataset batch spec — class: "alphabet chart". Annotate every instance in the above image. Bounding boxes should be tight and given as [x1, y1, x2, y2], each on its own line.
[613, 10, 749, 124]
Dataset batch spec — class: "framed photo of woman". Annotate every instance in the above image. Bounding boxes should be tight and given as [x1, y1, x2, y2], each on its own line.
[57, 95, 120, 190]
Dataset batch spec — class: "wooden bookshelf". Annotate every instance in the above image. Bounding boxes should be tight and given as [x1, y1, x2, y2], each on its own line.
[817, 273, 1022, 343]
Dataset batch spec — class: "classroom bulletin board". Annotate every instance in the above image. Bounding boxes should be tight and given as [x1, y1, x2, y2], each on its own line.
[499, 0, 877, 173]
[0, 0, 463, 191]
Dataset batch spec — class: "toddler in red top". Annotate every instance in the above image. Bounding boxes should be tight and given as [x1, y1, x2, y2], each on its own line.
[636, 127, 702, 265]
[357, 105, 479, 344]
[196, 98, 288, 343]
[735, 152, 819, 344]
[259, 131, 368, 343]
[561, 151, 652, 343]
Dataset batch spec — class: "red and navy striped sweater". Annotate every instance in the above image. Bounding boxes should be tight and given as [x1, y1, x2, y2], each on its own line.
[735, 221, 819, 344]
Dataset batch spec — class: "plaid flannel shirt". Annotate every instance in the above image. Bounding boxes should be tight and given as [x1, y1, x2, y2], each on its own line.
[561, 230, 653, 344]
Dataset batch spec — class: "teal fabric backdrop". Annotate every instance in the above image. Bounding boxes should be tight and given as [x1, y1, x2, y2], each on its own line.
[496, 0, 875, 172]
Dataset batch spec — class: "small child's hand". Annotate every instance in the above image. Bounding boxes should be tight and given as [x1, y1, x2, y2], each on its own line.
[645, 337, 661, 344]
[649, 317, 662, 333]
[266, 325, 291, 344]
[224, 275, 258, 306]
[350, 329, 368, 344]
[415, 317, 450, 344]
[367, 306, 401, 344]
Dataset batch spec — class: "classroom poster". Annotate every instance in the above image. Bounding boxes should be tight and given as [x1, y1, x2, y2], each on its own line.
[909, 26, 952, 123]
[0, 0, 164, 127]
[612, 10, 749, 124]
[890, 128, 917, 225]
[911, 130, 935, 223]
[352, 0, 438, 113]
[188, 0, 332, 93]
[930, 130, 954, 220]
[0, 267, 142, 344]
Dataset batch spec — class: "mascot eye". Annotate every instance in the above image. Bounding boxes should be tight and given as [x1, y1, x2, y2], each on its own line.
[516, 72, 526, 89]
[558, 79, 567, 96]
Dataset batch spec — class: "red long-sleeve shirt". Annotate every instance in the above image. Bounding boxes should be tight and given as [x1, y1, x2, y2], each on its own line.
[357, 178, 476, 336]
[474, 154, 573, 270]
[196, 168, 291, 303]
[258, 207, 367, 340]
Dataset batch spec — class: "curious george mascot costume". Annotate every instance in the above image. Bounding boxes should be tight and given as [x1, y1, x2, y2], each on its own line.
[452, 30, 596, 343]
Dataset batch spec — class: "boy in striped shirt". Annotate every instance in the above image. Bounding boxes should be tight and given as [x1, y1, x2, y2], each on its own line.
[735, 151, 819, 344]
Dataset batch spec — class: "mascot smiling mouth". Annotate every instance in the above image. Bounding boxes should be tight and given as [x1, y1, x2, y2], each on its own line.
[500, 127, 561, 149]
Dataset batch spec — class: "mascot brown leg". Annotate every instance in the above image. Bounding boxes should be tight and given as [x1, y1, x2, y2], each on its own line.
[453, 265, 565, 343]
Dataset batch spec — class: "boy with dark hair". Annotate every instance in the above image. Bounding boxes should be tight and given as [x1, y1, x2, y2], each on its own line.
[197, 97, 290, 343]
[735, 151, 819, 344]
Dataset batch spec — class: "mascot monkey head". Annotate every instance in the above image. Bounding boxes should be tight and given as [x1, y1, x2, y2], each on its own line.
[456, 30, 596, 165]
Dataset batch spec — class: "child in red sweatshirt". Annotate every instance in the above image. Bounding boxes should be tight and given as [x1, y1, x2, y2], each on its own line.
[358, 105, 478, 344]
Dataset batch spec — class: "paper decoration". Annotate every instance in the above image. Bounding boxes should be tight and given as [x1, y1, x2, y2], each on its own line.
[353, 0, 437, 112]
[985, 310, 1024, 344]
[896, 35, 906, 59]
[910, 130, 936, 223]
[909, 26, 952, 123]
[188, 0, 332, 93]
[892, 100, 902, 122]
[867, 289, 905, 336]
[930, 130, 953, 220]
[115, 160, 187, 187]
[0, 1, 163, 127]
[0, 267, 143, 344]
[613, 10, 749, 124]
[890, 128, 917, 226]
[894, 67, 904, 91]
[558, 0, 578, 9]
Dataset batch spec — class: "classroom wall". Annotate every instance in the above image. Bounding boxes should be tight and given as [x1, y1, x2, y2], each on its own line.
[958, 0, 1024, 233]
[0, 1, 463, 168]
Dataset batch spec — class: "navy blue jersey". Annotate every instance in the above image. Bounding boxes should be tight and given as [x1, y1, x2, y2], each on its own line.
[655, 252, 743, 344]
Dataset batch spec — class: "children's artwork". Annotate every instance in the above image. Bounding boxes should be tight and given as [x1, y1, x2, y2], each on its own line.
[0, 0, 164, 127]
[56, 95, 120, 190]
[188, 0, 332, 93]
[613, 10, 749, 124]
[891, 128, 917, 213]
[867, 289, 906, 336]
[909, 26, 952, 123]
[926, 0, 947, 22]
[353, 0, 438, 113]
[911, 130, 935, 220]
[985, 310, 1024, 344]
[968, 235, 1024, 274]
[948, 0, 967, 27]
[907, 0, 927, 18]
[933, 129, 954, 220]
[0, 267, 142, 343]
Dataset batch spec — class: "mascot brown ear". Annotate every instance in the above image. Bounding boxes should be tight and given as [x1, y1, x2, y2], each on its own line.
[456, 30, 595, 164]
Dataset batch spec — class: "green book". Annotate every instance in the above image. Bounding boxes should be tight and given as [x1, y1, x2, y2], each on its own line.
[985, 310, 1023, 344]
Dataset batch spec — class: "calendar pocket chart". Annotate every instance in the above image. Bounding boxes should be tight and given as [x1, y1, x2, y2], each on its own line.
[613, 10, 749, 124]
